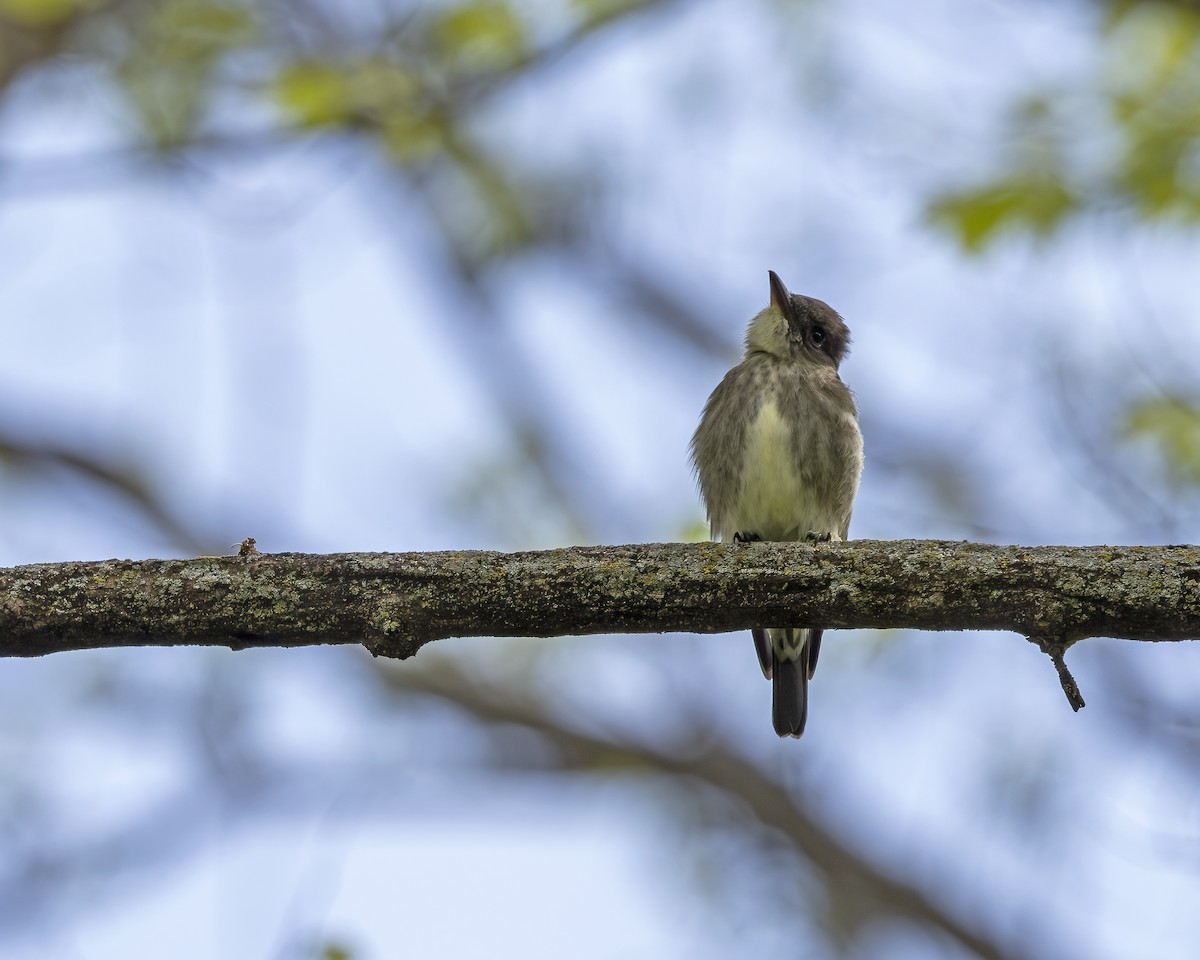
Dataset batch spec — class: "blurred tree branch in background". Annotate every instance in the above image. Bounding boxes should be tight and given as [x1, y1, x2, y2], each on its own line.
[383, 659, 1037, 960]
[3, 541, 1197, 659]
[0, 433, 212, 553]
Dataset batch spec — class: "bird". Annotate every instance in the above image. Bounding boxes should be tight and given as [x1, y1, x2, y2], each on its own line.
[690, 270, 863, 737]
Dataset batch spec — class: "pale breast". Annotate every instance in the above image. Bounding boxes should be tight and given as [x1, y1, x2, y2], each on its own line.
[734, 400, 842, 541]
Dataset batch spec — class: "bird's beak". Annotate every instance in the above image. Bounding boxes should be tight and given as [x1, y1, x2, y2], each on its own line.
[768, 270, 795, 325]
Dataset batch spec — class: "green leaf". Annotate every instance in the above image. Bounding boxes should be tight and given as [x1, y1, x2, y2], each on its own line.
[928, 186, 1025, 252]
[1122, 395, 1200, 490]
[1105, 2, 1200, 89]
[928, 173, 1076, 252]
[273, 57, 439, 161]
[344, 58, 420, 117]
[430, 0, 527, 71]
[157, 0, 256, 47]
[570, 0, 648, 20]
[379, 111, 445, 164]
[273, 62, 349, 128]
[112, 1, 256, 149]
[0, 0, 86, 25]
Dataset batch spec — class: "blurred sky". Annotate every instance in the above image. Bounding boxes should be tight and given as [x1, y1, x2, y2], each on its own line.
[2, 0, 1200, 958]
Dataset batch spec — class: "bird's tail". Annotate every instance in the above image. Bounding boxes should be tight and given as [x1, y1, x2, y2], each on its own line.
[770, 628, 822, 738]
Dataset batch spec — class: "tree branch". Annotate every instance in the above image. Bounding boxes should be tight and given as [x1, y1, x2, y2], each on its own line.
[2, 542, 1197, 665]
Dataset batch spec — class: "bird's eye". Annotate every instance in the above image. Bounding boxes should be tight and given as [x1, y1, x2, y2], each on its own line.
[810, 325, 826, 346]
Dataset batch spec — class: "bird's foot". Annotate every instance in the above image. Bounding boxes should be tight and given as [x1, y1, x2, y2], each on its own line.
[805, 531, 832, 543]
[733, 531, 762, 543]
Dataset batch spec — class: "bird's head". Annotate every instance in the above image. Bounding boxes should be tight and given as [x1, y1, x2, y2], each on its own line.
[745, 270, 850, 369]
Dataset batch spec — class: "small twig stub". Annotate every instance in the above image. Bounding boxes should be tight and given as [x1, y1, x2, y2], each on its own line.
[1032, 635, 1086, 712]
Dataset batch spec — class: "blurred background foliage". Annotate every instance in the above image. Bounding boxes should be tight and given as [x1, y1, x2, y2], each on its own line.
[2, 0, 1200, 958]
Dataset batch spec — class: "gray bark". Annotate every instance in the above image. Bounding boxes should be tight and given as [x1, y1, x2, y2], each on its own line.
[2, 540, 1196, 658]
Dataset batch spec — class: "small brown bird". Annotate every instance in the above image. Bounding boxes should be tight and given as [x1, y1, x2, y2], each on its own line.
[690, 271, 863, 737]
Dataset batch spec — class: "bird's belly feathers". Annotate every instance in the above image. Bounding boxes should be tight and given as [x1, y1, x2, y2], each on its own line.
[734, 401, 840, 541]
